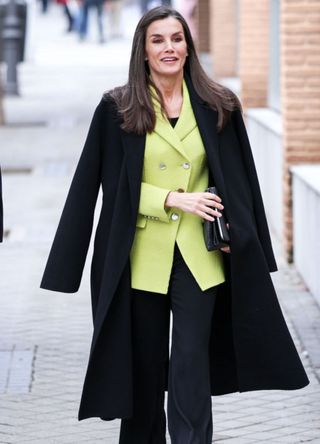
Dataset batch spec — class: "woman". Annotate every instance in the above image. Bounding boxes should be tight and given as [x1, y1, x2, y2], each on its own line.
[40, 6, 309, 444]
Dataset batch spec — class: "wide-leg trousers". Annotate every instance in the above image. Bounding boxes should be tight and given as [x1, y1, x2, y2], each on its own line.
[119, 242, 218, 444]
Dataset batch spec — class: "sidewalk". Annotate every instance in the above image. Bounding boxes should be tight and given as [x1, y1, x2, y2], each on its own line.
[0, 4, 319, 443]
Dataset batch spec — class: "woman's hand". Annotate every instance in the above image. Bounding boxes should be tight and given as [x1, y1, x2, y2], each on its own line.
[165, 191, 224, 221]
[165, 191, 231, 253]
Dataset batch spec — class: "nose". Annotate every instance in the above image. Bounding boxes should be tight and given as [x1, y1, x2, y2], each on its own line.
[164, 39, 174, 51]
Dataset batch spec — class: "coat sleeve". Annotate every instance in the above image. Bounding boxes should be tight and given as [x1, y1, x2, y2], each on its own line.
[40, 99, 105, 293]
[0, 166, 3, 243]
[138, 182, 171, 223]
[232, 109, 278, 272]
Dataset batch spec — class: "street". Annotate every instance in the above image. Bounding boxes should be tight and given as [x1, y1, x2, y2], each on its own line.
[0, 3, 319, 443]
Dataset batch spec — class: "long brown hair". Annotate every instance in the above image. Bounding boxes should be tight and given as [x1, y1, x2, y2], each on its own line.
[107, 6, 241, 135]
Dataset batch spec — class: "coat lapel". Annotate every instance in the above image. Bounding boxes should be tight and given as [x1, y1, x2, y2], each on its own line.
[121, 130, 146, 221]
[185, 75, 228, 201]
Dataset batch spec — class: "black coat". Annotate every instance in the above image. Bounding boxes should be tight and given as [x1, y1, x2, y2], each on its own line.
[40, 76, 309, 421]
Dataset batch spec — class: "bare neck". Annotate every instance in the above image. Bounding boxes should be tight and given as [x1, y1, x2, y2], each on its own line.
[151, 73, 183, 102]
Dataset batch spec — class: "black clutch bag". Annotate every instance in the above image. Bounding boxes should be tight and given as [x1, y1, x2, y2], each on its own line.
[203, 186, 230, 251]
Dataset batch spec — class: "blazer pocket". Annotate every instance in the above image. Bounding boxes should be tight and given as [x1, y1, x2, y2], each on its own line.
[136, 214, 147, 228]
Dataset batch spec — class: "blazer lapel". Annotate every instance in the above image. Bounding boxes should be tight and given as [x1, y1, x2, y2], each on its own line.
[153, 115, 189, 159]
[151, 82, 192, 160]
[174, 79, 197, 142]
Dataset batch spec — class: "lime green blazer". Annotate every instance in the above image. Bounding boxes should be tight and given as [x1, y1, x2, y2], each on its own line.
[129, 80, 225, 294]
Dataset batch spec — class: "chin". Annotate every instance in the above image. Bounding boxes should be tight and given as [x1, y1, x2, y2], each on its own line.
[158, 67, 184, 77]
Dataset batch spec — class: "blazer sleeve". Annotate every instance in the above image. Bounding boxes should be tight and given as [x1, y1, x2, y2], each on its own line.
[138, 182, 172, 223]
[40, 99, 105, 293]
[232, 109, 278, 273]
[0, 166, 3, 243]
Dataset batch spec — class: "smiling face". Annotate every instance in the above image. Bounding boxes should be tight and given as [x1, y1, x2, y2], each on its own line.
[145, 17, 188, 81]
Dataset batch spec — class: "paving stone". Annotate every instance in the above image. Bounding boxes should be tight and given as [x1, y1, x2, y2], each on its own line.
[216, 438, 257, 443]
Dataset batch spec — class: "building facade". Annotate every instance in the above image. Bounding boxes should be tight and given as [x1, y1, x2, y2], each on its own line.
[195, 0, 320, 268]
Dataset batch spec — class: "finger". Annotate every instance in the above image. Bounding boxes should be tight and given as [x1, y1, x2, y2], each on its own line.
[203, 198, 224, 210]
[204, 192, 222, 203]
[199, 210, 215, 222]
[200, 205, 222, 218]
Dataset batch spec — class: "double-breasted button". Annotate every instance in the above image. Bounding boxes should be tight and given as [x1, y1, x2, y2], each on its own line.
[159, 162, 167, 170]
[171, 212, 179, 221]
[182, 162, 190, 169]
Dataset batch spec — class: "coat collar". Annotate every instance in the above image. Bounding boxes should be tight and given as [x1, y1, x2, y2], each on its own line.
[121, 74, 227, 221]
[184, 74, 228, 200]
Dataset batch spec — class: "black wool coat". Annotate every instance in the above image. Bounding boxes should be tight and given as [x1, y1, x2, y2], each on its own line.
[40, 76, 309, 421]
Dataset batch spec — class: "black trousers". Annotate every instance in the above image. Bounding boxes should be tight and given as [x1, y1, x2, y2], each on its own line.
[119, 242, 218, 444]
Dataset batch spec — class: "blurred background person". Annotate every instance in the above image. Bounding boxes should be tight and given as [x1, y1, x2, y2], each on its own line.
[40, 0, 51, 13]
[56, 0, 75, 32]
[107, 0, 123, 39]
[140, 0, 171, 16]
[78, 0, 106, 43]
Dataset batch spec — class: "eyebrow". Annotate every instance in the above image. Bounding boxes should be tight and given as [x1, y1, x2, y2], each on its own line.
[149, 31, 184, 38]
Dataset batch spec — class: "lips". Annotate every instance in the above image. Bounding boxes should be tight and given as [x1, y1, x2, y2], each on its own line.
[161, 57, 178, 62]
